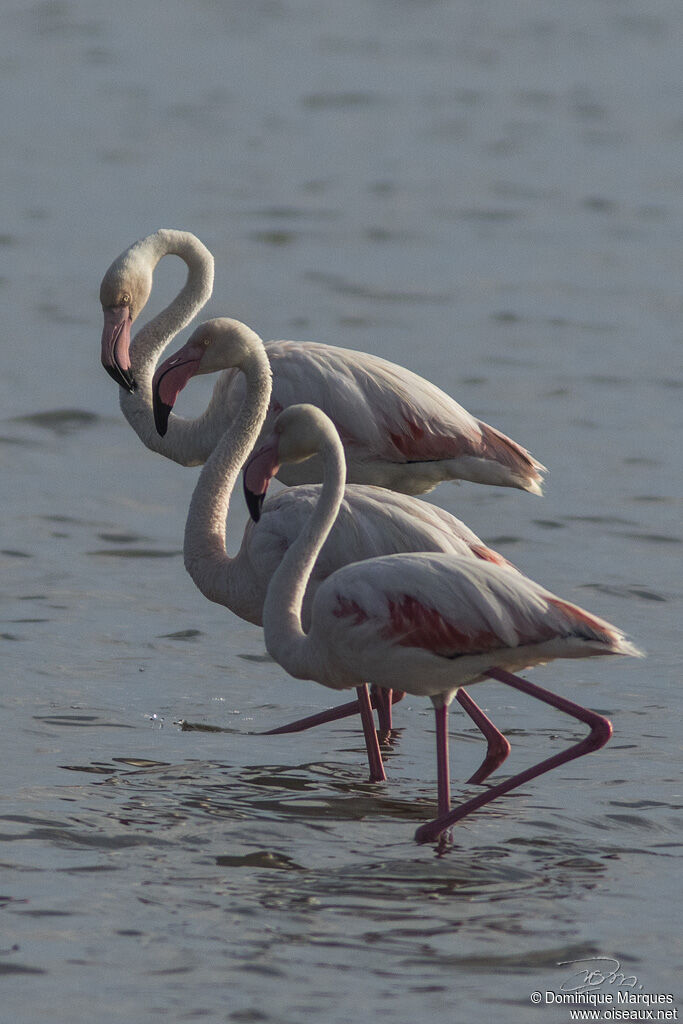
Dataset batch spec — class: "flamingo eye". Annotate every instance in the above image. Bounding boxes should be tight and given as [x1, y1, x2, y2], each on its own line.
[202, 338, 210, 347]
[120, 293, 131, 306]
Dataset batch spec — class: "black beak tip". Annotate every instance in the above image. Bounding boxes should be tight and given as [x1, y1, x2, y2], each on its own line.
[103, 362, 136, 394]
[243, 480, 265, 523]
[153, 399, 172, 437]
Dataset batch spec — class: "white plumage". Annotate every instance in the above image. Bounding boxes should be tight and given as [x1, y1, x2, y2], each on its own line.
[219, 484, 515, 627]
[100, 228, 544, 494]
[304, 553, 639, 698]
[156, 318, 515, 779]
[250, 403, 641, 841]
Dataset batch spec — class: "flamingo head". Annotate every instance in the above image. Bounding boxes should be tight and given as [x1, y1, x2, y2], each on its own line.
[243, 404, 335, 523]
[152, 317, 265, 436]
[99, 244, 155, 393]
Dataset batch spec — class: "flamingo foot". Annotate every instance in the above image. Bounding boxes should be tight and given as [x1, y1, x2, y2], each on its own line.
[260, 689, 405, 736]
[465, 739, 512, 787]
[415, 668, 612, 844]
[372, 686, 406, 744]
[456, 689, 511, 786]
[371, 686, 406, 735]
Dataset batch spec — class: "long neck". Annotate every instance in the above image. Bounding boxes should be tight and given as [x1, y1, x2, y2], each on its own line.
[121, 230, 219, 465]
[183, 345, 272, 611]
[262, 430, 347, 680]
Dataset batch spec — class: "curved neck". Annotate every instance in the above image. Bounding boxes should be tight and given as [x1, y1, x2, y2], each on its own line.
[183, 344, 272, 610]
[121, 230, 219, 465]
[262, 429, 347, 679]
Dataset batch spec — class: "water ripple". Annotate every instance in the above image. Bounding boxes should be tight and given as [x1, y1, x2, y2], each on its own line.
[579, 582, 667, 602]
[9, 409, 101, 435]
[306, 271, 451, 304]
[86, 548, 182, 559]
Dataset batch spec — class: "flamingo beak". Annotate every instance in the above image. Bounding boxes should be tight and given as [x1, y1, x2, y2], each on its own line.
[151, 345, 204, 436]
[101, 306, 136, 393]
[242, 437, 281, 523]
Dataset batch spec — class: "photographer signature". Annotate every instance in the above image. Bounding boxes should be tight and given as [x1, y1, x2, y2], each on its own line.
[558, 957, 641, 994]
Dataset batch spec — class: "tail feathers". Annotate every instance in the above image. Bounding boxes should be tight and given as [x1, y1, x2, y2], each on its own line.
[469, 544, 518, 573]
[478, 421, 546, 495]
[549, 597, 644, 657]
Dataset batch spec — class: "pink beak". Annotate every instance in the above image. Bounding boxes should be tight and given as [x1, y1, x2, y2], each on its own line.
[151, 343, 205, 436]
[101, 306, 135, 392]
[242, 436, 281, 522]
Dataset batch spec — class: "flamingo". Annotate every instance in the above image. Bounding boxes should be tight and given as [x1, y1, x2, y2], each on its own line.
[242, 403, 643, 843]
[154, 317, 515, 784]
[100, 228, 545, 495]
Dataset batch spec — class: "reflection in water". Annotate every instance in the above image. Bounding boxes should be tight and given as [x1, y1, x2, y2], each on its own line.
[0, 753, 620, 963]
[2, 734, 678, 1016]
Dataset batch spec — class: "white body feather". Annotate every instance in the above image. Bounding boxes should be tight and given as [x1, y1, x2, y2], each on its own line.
[104, 230, 544, 494]
[300, 554, 641, 699]
[186, 482, 514, 627]
[260, 407, 641, 707]
[222, 340, 544, 494]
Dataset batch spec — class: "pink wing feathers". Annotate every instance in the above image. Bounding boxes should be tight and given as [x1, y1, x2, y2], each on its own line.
[325, 554, 634, 661]
[262, 341, 545, 492]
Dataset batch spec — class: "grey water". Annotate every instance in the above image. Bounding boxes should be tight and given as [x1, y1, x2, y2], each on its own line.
[1, 1, 682, 1021]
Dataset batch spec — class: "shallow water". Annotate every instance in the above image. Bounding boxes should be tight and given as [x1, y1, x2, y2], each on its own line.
[2, 1, 682, 1021]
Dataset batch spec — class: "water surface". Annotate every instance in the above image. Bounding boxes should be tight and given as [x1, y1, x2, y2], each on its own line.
[1, 1, 681, 1021]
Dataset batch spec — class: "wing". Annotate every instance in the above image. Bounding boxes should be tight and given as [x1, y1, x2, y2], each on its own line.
[241, 484, 515, 600]
[263, 341, 544, 489]
[317, 554, 634, 660]
[338, 486, 517, 569]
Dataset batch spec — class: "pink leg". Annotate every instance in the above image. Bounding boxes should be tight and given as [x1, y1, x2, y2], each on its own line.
[356, 685, 387, 783]
[371, 686, 407, 738]
[261, 688, 405, 735]
[434, 703, 451, 816]
[415, 667, 612, 844]
[456, 689, 512, 785]
[372, 686, 393, 735]
[258, 685, 388, 781]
